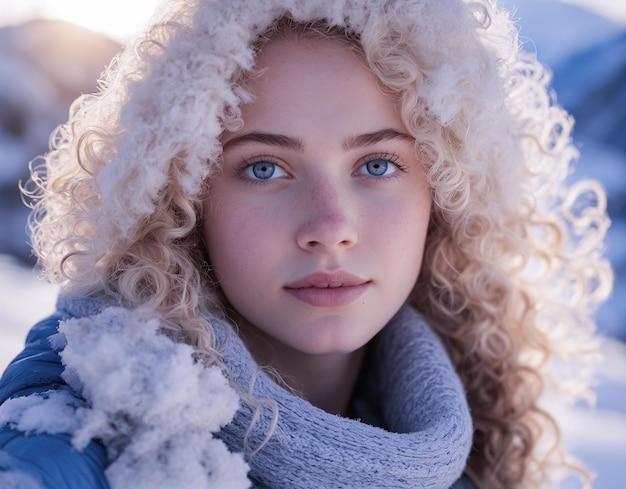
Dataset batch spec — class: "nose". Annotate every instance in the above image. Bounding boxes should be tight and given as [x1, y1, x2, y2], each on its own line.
[296, 178, 358, 252]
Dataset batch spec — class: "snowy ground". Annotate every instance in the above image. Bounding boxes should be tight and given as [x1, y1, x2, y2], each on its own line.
[0, 254, 625, 487]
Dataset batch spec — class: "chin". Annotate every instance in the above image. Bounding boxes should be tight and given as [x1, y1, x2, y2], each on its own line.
[294, 336, 371, 356]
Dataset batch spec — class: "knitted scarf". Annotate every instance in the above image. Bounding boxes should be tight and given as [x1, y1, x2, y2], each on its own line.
[9, 298, 472, 488]
[214, 304, 474, 488]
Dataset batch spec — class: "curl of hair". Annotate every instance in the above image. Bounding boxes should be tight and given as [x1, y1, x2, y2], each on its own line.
[23, 1, 612, 488]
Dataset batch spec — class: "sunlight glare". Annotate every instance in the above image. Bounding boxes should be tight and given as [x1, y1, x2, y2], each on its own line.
[562, 0, 626, 24]
[3, 0, 162, 41]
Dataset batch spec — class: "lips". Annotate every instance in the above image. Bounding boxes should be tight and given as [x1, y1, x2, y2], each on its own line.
[285, 271, 370, 307]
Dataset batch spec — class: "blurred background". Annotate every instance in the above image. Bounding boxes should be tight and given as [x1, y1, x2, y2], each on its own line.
[0, 0, 624, 487]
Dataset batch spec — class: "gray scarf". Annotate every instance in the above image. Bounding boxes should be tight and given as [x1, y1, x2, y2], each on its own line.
[214, 304, 473, 488]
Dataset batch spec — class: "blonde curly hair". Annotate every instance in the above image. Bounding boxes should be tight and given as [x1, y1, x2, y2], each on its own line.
[24, 0, 612, 487]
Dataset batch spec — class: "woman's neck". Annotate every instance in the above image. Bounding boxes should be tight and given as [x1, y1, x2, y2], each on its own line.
[274, 346, 366, 415]
[233, 313, 366, 415]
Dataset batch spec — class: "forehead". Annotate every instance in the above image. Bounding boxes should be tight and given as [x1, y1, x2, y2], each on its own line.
[233, 37, 403, 136]
[253, 35, 368, 86]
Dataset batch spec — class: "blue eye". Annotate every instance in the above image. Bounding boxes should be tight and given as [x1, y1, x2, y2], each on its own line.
[361, 158, 396, 177]
[251, 162, 275, 179]
[244, 161, 287, 180]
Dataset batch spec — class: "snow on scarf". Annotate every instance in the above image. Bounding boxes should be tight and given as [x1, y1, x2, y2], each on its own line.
[0, 298, 473, 488]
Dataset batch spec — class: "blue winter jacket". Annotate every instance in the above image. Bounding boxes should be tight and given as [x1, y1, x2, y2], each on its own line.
[0, 313, 110, 488]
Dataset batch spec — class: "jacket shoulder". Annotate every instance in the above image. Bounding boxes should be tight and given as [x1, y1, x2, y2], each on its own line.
[0, 314, 66, 403]
[0, 313, 110, 489]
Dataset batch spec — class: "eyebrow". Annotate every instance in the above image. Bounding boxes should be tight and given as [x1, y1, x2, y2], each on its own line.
[342, 128, 414, 151]
[222, 133, 305, 151]
[221, 128, 414, 152]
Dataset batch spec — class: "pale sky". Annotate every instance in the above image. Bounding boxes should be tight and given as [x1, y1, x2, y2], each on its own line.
[562, 0, 626, 24]
[0, 0, 624, 41]
[0, 0, 161, 41]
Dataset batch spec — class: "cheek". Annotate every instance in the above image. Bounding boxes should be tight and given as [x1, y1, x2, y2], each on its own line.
[203, 197, 282, 277]
[370, 193, 430, 244]
[370, 193, 431, 276]
[403, 202, 431, 252]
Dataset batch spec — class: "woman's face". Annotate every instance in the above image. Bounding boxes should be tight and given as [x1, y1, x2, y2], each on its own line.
[203, 36, 431, 357]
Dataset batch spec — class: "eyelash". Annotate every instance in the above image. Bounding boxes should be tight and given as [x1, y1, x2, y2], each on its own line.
[234, 152, 408, 184]
[234, 154, 286, 185]
[355, 152, 408, 179]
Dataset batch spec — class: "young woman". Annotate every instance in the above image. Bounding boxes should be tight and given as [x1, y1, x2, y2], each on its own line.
[0, 0, 611, 488]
